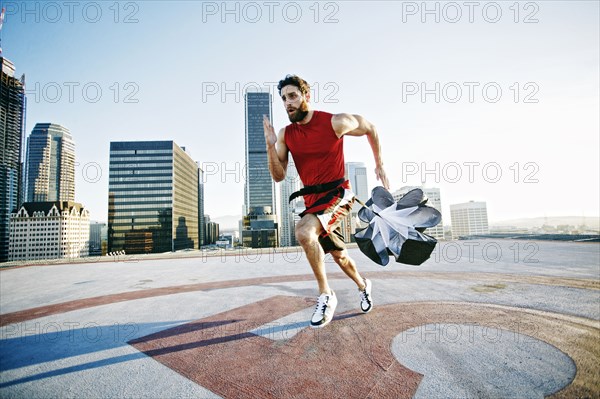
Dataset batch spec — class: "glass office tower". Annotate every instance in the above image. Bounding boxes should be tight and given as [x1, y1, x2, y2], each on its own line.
[108, 141, 198, 253]
[243, 88, 278, 247]
[25, 123, 75, 202]
[244, 88, 275, 213]
[0, 57, 26, 262]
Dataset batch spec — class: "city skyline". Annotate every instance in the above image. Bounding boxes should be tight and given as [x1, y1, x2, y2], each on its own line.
[1, 2, 598, 225]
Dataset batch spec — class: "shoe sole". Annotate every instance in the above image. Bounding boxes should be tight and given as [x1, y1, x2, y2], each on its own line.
[310, 309, 336, 328]
[310, 318, 332, 329]
[311, 293, 337, 328]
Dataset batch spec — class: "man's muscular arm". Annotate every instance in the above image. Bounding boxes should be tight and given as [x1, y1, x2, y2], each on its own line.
[331, 113, 390, 189]
[263, 115, 288, 182]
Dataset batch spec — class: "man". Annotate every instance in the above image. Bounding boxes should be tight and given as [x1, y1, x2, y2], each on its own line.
[263, 74, 389, 328]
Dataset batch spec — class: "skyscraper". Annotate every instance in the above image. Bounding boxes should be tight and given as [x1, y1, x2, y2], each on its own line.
[108, 141, 199, 253]
[450, 201, 489, 239]
[280, 160, 300, 247]
[25, 123, 75, 202]
[0, 57, 26, 262]
[244, 88, 275, 213]
[242, 88, 278, 248]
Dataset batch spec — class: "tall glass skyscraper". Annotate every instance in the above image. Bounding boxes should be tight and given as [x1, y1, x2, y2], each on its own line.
[0, 57, 26, 262]
[243, 88, 278, 247]
[25, 123, 75, 202]
[108, 141, 199, 253]
[244, 88, 275, 213]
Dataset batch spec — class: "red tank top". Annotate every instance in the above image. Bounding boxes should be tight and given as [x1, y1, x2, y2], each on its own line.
[285, 111, 346, 208]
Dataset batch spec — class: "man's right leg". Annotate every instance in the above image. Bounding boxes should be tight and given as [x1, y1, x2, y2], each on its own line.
[295, 214, 330, 295]
[296, 214, 338, 328]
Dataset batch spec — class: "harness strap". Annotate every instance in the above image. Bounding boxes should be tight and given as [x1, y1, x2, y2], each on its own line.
[288, 178, 346, 203]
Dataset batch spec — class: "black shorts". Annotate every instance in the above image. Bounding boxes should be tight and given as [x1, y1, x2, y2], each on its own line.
[318, 223, 347, 253]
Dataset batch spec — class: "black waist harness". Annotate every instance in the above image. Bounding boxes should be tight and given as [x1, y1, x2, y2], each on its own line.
[288, 178, 346, 203]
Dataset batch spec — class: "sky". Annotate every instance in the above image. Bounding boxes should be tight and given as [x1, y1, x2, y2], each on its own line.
[2, 0, 599, 226]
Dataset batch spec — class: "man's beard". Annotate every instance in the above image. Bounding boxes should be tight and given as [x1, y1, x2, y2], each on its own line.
[287, 100, 309, 123]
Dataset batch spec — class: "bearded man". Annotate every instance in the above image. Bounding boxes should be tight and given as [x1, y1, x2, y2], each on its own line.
[263, 74, 389, 328]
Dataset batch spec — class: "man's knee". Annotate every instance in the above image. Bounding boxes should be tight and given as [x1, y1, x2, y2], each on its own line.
[295, 225, 317, 246]
[296, 215, 322, 247]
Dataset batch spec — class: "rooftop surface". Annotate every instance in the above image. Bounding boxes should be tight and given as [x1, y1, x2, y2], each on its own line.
[1, 239, 599, 398]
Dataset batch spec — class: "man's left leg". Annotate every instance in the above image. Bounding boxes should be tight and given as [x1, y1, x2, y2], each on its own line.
[330, 249, 364, 288]
[330, 249, 373, 313]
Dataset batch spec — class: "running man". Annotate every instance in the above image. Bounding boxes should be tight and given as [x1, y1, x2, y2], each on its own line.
[264, 74, 389, 328]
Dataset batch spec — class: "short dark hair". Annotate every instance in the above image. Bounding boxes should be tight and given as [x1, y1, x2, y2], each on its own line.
[277, 74, 310, 96]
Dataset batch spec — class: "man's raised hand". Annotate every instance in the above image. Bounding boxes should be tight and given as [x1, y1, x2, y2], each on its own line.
[263, 115, 277, 148]
[375, 165, 390, 190]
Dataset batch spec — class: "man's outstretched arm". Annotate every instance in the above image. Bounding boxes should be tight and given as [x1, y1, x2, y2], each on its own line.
[263, 115, 288, 182]
[332, 113, 390, 189]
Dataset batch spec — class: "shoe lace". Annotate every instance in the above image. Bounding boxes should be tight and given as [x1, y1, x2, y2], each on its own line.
[315, 295, 328, 314]
[359, 289, 370, 303]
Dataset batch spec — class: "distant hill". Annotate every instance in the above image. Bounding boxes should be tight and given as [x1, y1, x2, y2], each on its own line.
[211, 215, 242, 230]
[491, 216, 599, 230]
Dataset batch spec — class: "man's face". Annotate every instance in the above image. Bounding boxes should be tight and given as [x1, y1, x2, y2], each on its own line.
[281, 85, 309, 123]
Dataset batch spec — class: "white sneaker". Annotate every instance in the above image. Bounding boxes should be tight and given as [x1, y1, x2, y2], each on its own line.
[310, 291, 337, 328]
[359, 279, 373, 313]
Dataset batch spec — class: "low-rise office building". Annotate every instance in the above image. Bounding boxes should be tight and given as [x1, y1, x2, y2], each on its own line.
[9, 201, 90, 261]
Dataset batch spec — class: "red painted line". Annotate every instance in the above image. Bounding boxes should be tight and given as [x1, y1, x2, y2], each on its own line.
[0, 274, 315, 327]
[1, 271, 596, 327]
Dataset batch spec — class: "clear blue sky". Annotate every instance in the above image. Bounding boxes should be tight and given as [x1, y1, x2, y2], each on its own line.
[2, 1, 599, 224]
